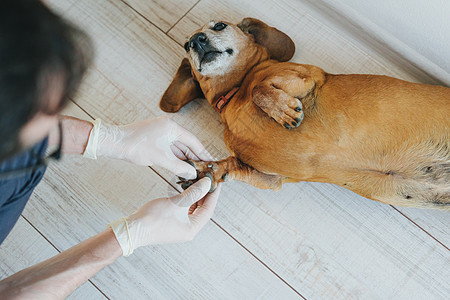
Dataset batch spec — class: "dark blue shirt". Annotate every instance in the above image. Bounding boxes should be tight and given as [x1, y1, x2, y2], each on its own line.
[0, 138, 48, 244]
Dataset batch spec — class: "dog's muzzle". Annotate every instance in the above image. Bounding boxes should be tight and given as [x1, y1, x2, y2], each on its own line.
[189, 32, 222, 65]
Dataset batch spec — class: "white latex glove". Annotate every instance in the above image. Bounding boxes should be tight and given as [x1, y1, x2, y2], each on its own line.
[109, 177, 221, 256]
[83, 116, 213, 179]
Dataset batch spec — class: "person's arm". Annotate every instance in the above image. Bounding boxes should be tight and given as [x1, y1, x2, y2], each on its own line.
[50, 115, 213, 180]
[0, 228, 121, 299]
[80, 116, 214, 179]
[48, 116, 93, 155]
[0, 178, 219, 299]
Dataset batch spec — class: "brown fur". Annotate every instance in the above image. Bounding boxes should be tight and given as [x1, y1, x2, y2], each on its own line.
[160, 18, 450, 210]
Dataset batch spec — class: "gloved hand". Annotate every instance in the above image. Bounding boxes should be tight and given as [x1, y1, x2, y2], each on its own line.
[109, 177, 220, 256]
[83, 116, 212, 179]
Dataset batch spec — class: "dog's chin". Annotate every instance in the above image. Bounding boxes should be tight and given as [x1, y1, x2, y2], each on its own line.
[191, 48, 234, 75]
[195, 51, 223, 74]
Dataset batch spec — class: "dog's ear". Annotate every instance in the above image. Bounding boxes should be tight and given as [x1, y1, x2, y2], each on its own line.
[159, 58, 204, 113]
[238, 18, 295, 62]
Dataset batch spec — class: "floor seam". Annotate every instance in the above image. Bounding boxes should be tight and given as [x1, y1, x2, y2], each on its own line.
[70, 99, 95, 120]
[166, 0, 201, 34]
[210, 219, 307, 299]
[118, 0, 185, 47]
[21, 215, 110, 299]
[119, 0, 166, 34]
[149, 167, 306, 299]
[307, 182, 449, 251]
[390, 206, 449, 251]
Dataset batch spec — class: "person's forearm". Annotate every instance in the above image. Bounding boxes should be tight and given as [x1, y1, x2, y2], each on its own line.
[0, 228, 122, 299]
[49, 116, 93, 155]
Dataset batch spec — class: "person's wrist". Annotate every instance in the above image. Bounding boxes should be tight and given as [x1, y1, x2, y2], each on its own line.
[83, 119, 127, 160]
[82, 119, 102, 159]
[103, 227, 124, 260]
[98, 123, 131, 161]
[73, 119, 94, 155]
[108, 217, 134, 256]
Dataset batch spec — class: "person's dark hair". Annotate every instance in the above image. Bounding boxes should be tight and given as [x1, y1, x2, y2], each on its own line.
[0, 0, 93, 161]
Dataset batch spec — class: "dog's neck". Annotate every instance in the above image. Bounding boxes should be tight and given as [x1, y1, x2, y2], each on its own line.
[196, 46, 270, 105]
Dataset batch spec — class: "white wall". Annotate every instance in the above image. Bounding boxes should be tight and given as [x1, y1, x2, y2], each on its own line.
[305, 0, 450, 85]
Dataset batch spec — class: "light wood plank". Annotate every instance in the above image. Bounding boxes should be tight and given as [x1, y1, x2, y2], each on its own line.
[22, 103, 300, 299]
[0, 217, 105, 300]
[158, 172, 450, 299]
[395, 206, 450, 247]
[46, 0, 198, 33]
[121, 0, 198, 32]
[48, 0, 185, 125]
[44, 0, 450, 298]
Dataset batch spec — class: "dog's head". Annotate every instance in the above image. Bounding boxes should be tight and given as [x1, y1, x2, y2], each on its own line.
[160, 18, 295, 113]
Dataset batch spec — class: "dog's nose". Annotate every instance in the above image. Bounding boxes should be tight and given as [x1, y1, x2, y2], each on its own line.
[189, 33, 208, 50]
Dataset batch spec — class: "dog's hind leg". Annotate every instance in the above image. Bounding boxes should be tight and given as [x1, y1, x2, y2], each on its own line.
[178, 157, 283, 192]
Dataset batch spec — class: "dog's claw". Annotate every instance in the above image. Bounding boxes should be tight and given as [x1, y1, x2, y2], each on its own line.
[222, 173, 229, 182]
[284, 123, 292, 129]
[180, 181, 194, 190]
[207, 163, 218, 170]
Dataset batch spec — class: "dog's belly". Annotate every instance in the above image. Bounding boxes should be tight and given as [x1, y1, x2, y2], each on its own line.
[223, 102, 345, 180]
[223, 75, 450, 208]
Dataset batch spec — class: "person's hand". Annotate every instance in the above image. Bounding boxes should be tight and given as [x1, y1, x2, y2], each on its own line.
[83, 116, 213, 179]
[109, 177, 221, 256]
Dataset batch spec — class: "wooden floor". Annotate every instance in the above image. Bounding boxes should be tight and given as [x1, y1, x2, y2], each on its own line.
[1, 0, 449, 299]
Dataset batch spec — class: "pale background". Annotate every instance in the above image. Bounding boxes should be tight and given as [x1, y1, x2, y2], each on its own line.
[306, 0, 450, 85]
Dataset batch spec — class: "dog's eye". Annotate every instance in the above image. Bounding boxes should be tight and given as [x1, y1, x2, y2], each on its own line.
[184, 41, 190, 52]
[212, 22, 227, 31]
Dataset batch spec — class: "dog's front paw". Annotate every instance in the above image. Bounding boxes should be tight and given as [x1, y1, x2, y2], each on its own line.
[266, 94, 304, 129]
[177, 160, 228, 192]
[278, 96, 304, 130]
[253, 85, 304, 129]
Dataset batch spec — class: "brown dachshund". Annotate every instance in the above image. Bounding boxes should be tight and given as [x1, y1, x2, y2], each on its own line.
[159, 18, 450, 210]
